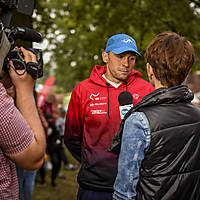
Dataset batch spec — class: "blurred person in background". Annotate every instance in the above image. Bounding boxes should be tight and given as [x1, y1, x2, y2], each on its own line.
[46, 114, 63, 187]
[41, 94, 57, 122]
[39, 94, 58, 187]
[56, 108, 78, 171]
[40, 94, 77, 187]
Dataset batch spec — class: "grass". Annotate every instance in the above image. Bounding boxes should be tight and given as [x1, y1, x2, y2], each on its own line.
[32, 149, 79, 200]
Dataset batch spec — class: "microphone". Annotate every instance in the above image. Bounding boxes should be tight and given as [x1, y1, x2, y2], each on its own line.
[118, 91, 133, 119]
[5, 27, 42, 43]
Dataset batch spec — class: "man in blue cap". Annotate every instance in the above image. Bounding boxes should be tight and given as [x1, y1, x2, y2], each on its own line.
[64, 33, 154, 200]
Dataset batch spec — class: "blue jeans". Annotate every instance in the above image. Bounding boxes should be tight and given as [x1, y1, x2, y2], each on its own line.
[77, 186, 113, 200]
[16, 166, 37, 200]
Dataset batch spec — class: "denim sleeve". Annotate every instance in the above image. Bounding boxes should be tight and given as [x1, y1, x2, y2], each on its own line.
[113, 112, 151, 200]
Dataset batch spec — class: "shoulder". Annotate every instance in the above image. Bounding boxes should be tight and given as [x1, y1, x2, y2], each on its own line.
[72, 76, 102, 98]
[126, 111, 150, 130]
[73, 78, 91, 92]
[121, 111, 151, 152]
[128, 77, 154, 97]
[135, 77, 154, 88]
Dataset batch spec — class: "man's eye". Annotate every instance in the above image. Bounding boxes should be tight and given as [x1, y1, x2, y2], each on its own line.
[130, 57, 135, 61]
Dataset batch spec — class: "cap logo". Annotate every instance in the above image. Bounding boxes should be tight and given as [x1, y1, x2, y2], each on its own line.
[122, 39, 133, 43]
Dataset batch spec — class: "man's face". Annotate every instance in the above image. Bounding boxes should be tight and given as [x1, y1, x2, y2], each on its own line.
[103, 51, 136, 83]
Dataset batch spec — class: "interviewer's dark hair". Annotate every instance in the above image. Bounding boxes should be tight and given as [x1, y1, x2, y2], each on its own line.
[145, 32, 194, 87]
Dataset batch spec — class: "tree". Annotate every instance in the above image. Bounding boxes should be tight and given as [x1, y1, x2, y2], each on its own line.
[34, 0, 200, 92]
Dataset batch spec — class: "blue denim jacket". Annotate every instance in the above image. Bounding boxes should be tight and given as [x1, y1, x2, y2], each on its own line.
[113, 112, 151, 200]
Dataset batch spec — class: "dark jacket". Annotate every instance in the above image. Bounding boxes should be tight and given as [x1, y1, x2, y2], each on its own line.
[110, 85, 200, 199]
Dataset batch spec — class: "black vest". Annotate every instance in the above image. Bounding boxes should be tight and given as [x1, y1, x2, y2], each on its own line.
[110, 85, 200, 200]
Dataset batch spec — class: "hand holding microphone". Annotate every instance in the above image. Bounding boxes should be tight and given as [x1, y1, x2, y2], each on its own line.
[118, 91, 133, 119]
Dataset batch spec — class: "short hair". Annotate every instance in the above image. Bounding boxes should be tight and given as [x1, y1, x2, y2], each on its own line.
[145, 32, 195, 87]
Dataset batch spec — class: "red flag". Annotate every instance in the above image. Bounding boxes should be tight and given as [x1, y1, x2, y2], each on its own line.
[37, 76, 56, 108]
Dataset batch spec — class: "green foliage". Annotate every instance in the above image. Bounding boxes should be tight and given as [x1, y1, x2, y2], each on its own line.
[34, 0, 200, 91]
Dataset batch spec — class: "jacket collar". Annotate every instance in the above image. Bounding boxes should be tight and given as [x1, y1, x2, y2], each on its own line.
[135, 85, 194, 108]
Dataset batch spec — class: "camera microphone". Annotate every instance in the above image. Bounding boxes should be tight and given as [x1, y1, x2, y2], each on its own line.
[118, 91, 133, 119]
[5, 27, 42, 43]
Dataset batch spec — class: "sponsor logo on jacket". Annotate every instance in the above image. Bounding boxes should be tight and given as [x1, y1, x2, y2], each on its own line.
[90, 93, 106, 101]
[133, 93, 139, 100]
[90, 93, 100, 100]
[89, 92, 107, 115]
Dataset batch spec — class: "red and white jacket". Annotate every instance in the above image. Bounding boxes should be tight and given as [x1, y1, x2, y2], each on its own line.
[64, 65, 154, 191]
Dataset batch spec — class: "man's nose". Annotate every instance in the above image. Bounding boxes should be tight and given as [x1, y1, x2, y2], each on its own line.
[121, 57, 129, 67]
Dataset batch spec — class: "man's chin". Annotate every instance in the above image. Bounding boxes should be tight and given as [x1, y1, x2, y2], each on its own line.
[118, 75, 129, 82]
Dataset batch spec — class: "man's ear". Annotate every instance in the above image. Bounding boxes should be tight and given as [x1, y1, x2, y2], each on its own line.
[146, 63, 154, 83]
[102, 52, 109, 63]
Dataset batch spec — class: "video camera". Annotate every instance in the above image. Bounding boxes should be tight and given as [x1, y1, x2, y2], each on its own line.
[0, 0, 43, 79]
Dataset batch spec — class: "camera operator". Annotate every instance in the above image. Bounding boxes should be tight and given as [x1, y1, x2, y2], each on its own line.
[0, 46, 46, 199]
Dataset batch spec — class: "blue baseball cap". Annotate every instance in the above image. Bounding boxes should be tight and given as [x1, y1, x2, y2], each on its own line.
[105, 34, 141, 56]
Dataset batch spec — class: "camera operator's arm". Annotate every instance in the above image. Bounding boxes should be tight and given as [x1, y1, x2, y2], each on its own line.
[6, 47, 46, 170]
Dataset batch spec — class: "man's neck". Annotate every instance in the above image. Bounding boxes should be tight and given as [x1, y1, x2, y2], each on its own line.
[154, 80, 167, 90]
[103, 69, 122, 84]
[102, 74, 121, 88]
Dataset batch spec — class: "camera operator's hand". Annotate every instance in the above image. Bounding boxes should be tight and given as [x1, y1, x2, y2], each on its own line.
[8, 47, 36, 91]
[20, 46, 37, 63]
